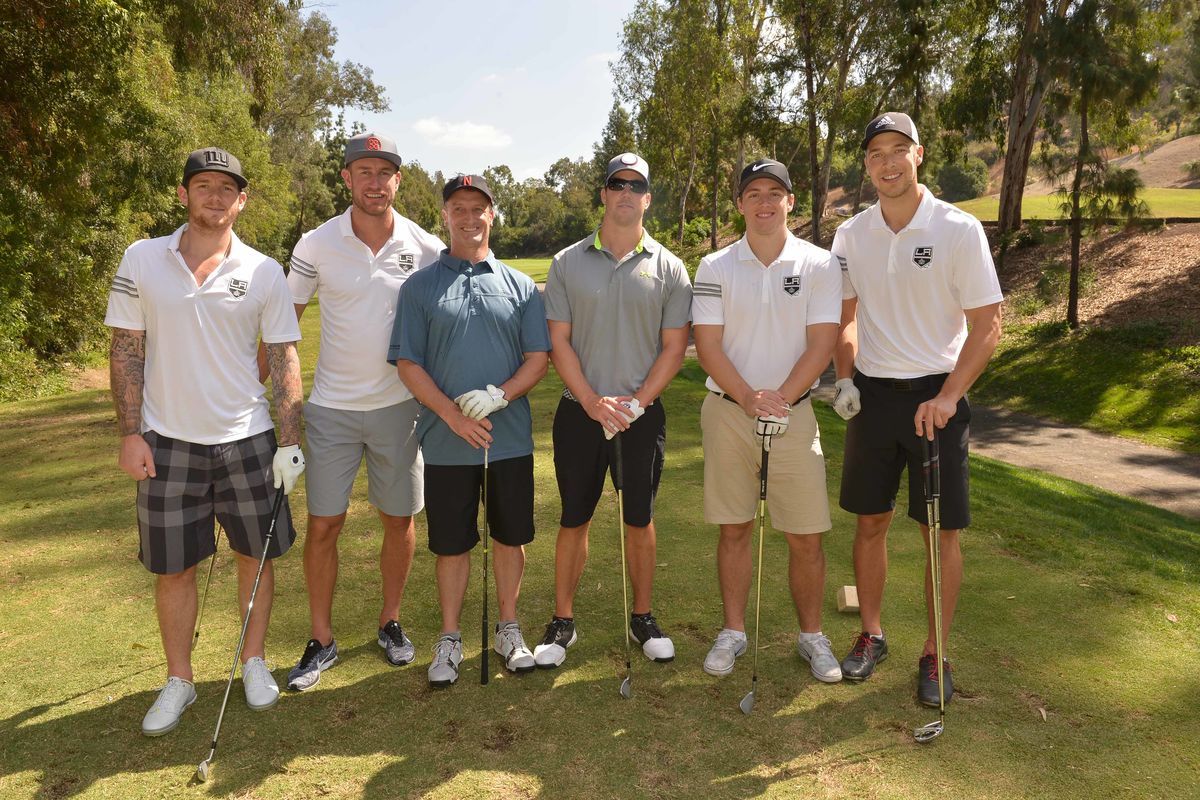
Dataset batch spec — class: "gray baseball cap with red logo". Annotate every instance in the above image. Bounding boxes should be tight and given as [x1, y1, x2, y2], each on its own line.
[344, 132, 402, 168]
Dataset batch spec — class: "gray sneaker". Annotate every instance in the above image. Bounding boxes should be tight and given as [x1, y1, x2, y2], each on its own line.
[286, 638, 338, 692]
[428, 634, 463, 687]
[141, 676, 196, 736]
[494, 623, 535, 673]
[378, 620, 415, 666]
[703, 628, 747, 676]
[798, 633, 843, 683]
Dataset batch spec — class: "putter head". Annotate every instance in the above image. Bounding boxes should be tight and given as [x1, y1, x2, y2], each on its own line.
[913, 719, 944, 743]
[738, 691, 755, 715]
[619, 677, 631, 699]
[196, 760, 210, 783]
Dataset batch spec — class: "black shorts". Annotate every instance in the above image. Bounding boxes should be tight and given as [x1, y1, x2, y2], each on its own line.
[423, 455, 535, 556]
[136, 429, 296, 575]
[552, 395, 666, 528]
[839, 372, 972, 530]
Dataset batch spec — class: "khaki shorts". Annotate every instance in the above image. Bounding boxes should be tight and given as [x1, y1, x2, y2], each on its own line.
[701, 393, 831, 534]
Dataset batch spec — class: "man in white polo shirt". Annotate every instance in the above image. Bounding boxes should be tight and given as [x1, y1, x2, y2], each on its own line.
[831, 112, 1003, 707]
[533, 153, 692, 669]
[692, 159, 843, 682]
[106, 147, 305, 736]
[283, 132, 445, 691]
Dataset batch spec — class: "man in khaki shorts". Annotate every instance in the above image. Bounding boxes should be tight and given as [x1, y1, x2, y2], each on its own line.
[283, 133, 445, 691]
[692, 159, 843, 682]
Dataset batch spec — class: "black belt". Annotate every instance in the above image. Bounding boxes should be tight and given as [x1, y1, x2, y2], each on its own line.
[860, 373, 947, 392]
[711, 389, 810, 405]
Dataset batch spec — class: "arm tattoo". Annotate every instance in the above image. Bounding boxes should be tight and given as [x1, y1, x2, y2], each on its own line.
[110, 329, 146, 437]
[265, 341, 303, 446]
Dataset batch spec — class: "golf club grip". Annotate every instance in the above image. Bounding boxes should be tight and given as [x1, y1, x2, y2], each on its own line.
[759, 446, 769, 500]
[611, 433, 624, 492]
[929, 434, 941, 498]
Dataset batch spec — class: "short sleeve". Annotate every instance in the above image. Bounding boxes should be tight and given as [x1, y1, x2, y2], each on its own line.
[543, 253, 571, 323]
[831, 227, 857, 301]
[953, 219, 1004, 310]
[518, 280, 552, 353]
[259, 260, 302, 343]
[104, 248, 145, 331]
[387, 274, 429, 366]
[807, 252, 843, 326]
[691, 257, 724, 326]
[287, 232, 319, 305]
[660, 257, 693, 329]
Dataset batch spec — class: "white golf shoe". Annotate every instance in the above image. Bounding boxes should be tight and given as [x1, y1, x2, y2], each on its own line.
[797, 632, 843, 683]
[242, 656, 280, 709]
[703, 628, 748, 676]
[494, 622, 536, 673]
[141, 676, 196, 736]
[428, 634, 463, 687]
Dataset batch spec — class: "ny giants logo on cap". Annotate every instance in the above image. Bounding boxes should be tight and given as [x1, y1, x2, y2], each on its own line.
[204, 150, 230, 168]
[366, 136, 382, 151]
[912, 246, 934, 269]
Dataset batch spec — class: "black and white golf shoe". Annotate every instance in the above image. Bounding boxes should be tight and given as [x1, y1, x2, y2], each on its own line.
[629, 612, 675, 662]
[533, 617, 577, 668]
[378, 620, 415, 666]
[286, 638, 338, 692]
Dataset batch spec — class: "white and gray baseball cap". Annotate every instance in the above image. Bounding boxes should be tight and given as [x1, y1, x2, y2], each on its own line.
[344, 132, 402, 168]
[862, 112, 920, 149]
[605, 152, 649, 183]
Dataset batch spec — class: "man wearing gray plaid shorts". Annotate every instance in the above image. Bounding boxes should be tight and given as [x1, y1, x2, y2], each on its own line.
[106, 147, 306, 737]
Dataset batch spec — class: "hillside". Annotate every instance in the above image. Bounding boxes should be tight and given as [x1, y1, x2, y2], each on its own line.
[991, 133, 1200, 196]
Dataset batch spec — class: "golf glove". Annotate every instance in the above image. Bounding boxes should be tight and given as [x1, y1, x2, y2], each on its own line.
[756, 415, 789, 448]
[603, 397, 645, 440]
[272, 444, 305, 495]
[833, 378, 861, 420]
[455, 384, 508, 420]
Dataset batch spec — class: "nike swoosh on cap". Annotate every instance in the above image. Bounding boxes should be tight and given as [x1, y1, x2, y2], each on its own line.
[751, 163, 767, 171]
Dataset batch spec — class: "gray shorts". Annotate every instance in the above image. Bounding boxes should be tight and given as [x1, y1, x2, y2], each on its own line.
[303, 400, 424, 517]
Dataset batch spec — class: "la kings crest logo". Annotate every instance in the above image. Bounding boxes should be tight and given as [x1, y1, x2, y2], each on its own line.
[228, 278, 248, 299]
[912, 246, 934, 269]
[783, 275, 802, 296]
[397, 253, 415, 272]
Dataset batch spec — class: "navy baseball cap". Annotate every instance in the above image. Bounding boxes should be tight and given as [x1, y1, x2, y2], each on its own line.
[738, 159, 792, 196]
[442, 174, 494, 206]
[344, 132, 402, 168]
[183, 147, 247, 189]
[862, 112, 921, 149]
[605, 152, 650, 183]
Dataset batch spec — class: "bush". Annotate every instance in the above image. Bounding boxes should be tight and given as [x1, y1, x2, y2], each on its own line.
[936, 156, 989, 202]
[1183, 160, 1200, 180]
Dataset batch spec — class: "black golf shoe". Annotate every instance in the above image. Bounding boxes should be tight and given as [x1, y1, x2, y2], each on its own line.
[917, 654, 954, 707]
[840, 632, 888, 681]
[629, 612, 675, 662]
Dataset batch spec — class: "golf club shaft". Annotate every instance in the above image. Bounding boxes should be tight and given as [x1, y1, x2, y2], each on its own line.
[613, 434, 632, 686]
[750, 442, 769, 692]
[203, 487, 285, 763]
[481, 446, 489, 686]
[192, 525, 221, 652]
[922, 435, 945, 716]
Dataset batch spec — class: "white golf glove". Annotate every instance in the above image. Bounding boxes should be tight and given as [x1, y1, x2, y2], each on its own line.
[833, 378, 861, 420]
[756, 415, 788, 450]
[603, 397, 645, 440]
[272, 444, 305, 495]
[455, 384, 508, 420]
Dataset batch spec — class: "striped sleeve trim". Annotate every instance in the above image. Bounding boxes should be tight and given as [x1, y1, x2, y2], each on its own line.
[289, 255, 318, 278]
[693, 281, 722, 298]
[110, 275, 138, 298]
[836, 255, 847, 271]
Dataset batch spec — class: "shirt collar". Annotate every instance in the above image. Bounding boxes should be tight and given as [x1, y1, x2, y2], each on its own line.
[437, 248, 497, 275]
[868, 184, 934, 232]
[591, 228, 652, 256]
[168, 224, 245, 264]
[338, 206, 403, 244]
[736, 231, 801, 266]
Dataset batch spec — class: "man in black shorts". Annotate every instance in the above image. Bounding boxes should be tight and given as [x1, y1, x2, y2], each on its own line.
[534, 153, 693, 668]
[831, 113, 1003, 706]
[105, 147, 305, 735]
[390, 174, 550, 686]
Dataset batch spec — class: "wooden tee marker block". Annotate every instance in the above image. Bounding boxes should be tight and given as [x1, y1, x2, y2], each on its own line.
[837, 585, 859, 613]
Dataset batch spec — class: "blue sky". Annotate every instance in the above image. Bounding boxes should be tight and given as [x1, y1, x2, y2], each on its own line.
[317, 0, 638, 181]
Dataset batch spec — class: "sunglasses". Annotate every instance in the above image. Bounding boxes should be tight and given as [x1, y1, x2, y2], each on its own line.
[605, 177, 649, 194]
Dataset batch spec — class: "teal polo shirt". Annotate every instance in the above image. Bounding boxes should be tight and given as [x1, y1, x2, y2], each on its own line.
[388, 251, 551, 466]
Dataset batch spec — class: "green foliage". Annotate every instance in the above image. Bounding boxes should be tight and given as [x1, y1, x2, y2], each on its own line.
[1184, 159, 1200, 178]
[935, 155, 989, 202]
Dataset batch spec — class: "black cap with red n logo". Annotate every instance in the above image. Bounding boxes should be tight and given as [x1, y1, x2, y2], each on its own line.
[442, 174, 494, 206]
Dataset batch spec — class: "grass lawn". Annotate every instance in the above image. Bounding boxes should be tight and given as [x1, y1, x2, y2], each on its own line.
[973, 322, 1200, 453]
[1, 304, 1198, 798]
[502, 257, 552, 283]
[957, 188, 1200, 220]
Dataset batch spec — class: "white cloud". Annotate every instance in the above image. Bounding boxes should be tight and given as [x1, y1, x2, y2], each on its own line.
[588, 51, 618, 64]
[412, 117, 513, 149]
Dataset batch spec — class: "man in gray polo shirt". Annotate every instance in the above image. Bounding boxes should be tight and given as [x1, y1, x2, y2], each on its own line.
[390, 174, 551, 686]
[533, 153, 693, 669]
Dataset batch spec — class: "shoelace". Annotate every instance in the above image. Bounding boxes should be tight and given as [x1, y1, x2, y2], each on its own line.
[541, 618, 572, 646]
[714, 630, 744, 651]
[922, 655, 949, 681]
[432, 637, 458, 667]
[806, 634, 833, 653]
[298, 639, 326, 669]
[243, 659, 269, 687]
[382, 622, 406, 647]
[154, 679, 191, 710]
[633, 614, 663, 638]
[850, 632, 875, 659]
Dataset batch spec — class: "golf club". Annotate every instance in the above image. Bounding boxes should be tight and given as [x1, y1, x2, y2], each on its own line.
[913, 432, 945, 744]
[739, 435, 770, 715]
[481, 446, 490, 686]
[612, 433, 632, 699]
[196, 487, 285, 783]
[191, 524, 222, 653]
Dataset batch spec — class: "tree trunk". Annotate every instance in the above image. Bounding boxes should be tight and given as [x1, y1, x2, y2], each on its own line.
[1068, 91, 1088, 330]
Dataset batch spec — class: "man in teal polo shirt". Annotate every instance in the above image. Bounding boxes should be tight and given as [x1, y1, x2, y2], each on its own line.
[533, 153, 693, 669]
[389, 174, 551, 687]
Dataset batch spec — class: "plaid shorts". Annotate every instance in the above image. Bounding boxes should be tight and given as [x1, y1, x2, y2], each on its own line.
[136, 429, 296, 574]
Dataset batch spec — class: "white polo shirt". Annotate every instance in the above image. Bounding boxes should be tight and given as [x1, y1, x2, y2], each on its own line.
[104, 225, 301, 445]
[832, 187, 1004, 378]
[692, 233, 842, 394]
[288, 207, 445, 410]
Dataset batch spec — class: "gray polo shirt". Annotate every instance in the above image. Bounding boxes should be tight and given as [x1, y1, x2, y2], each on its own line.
[544, 230, 692, 397]
[388, 251, 551, 466]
